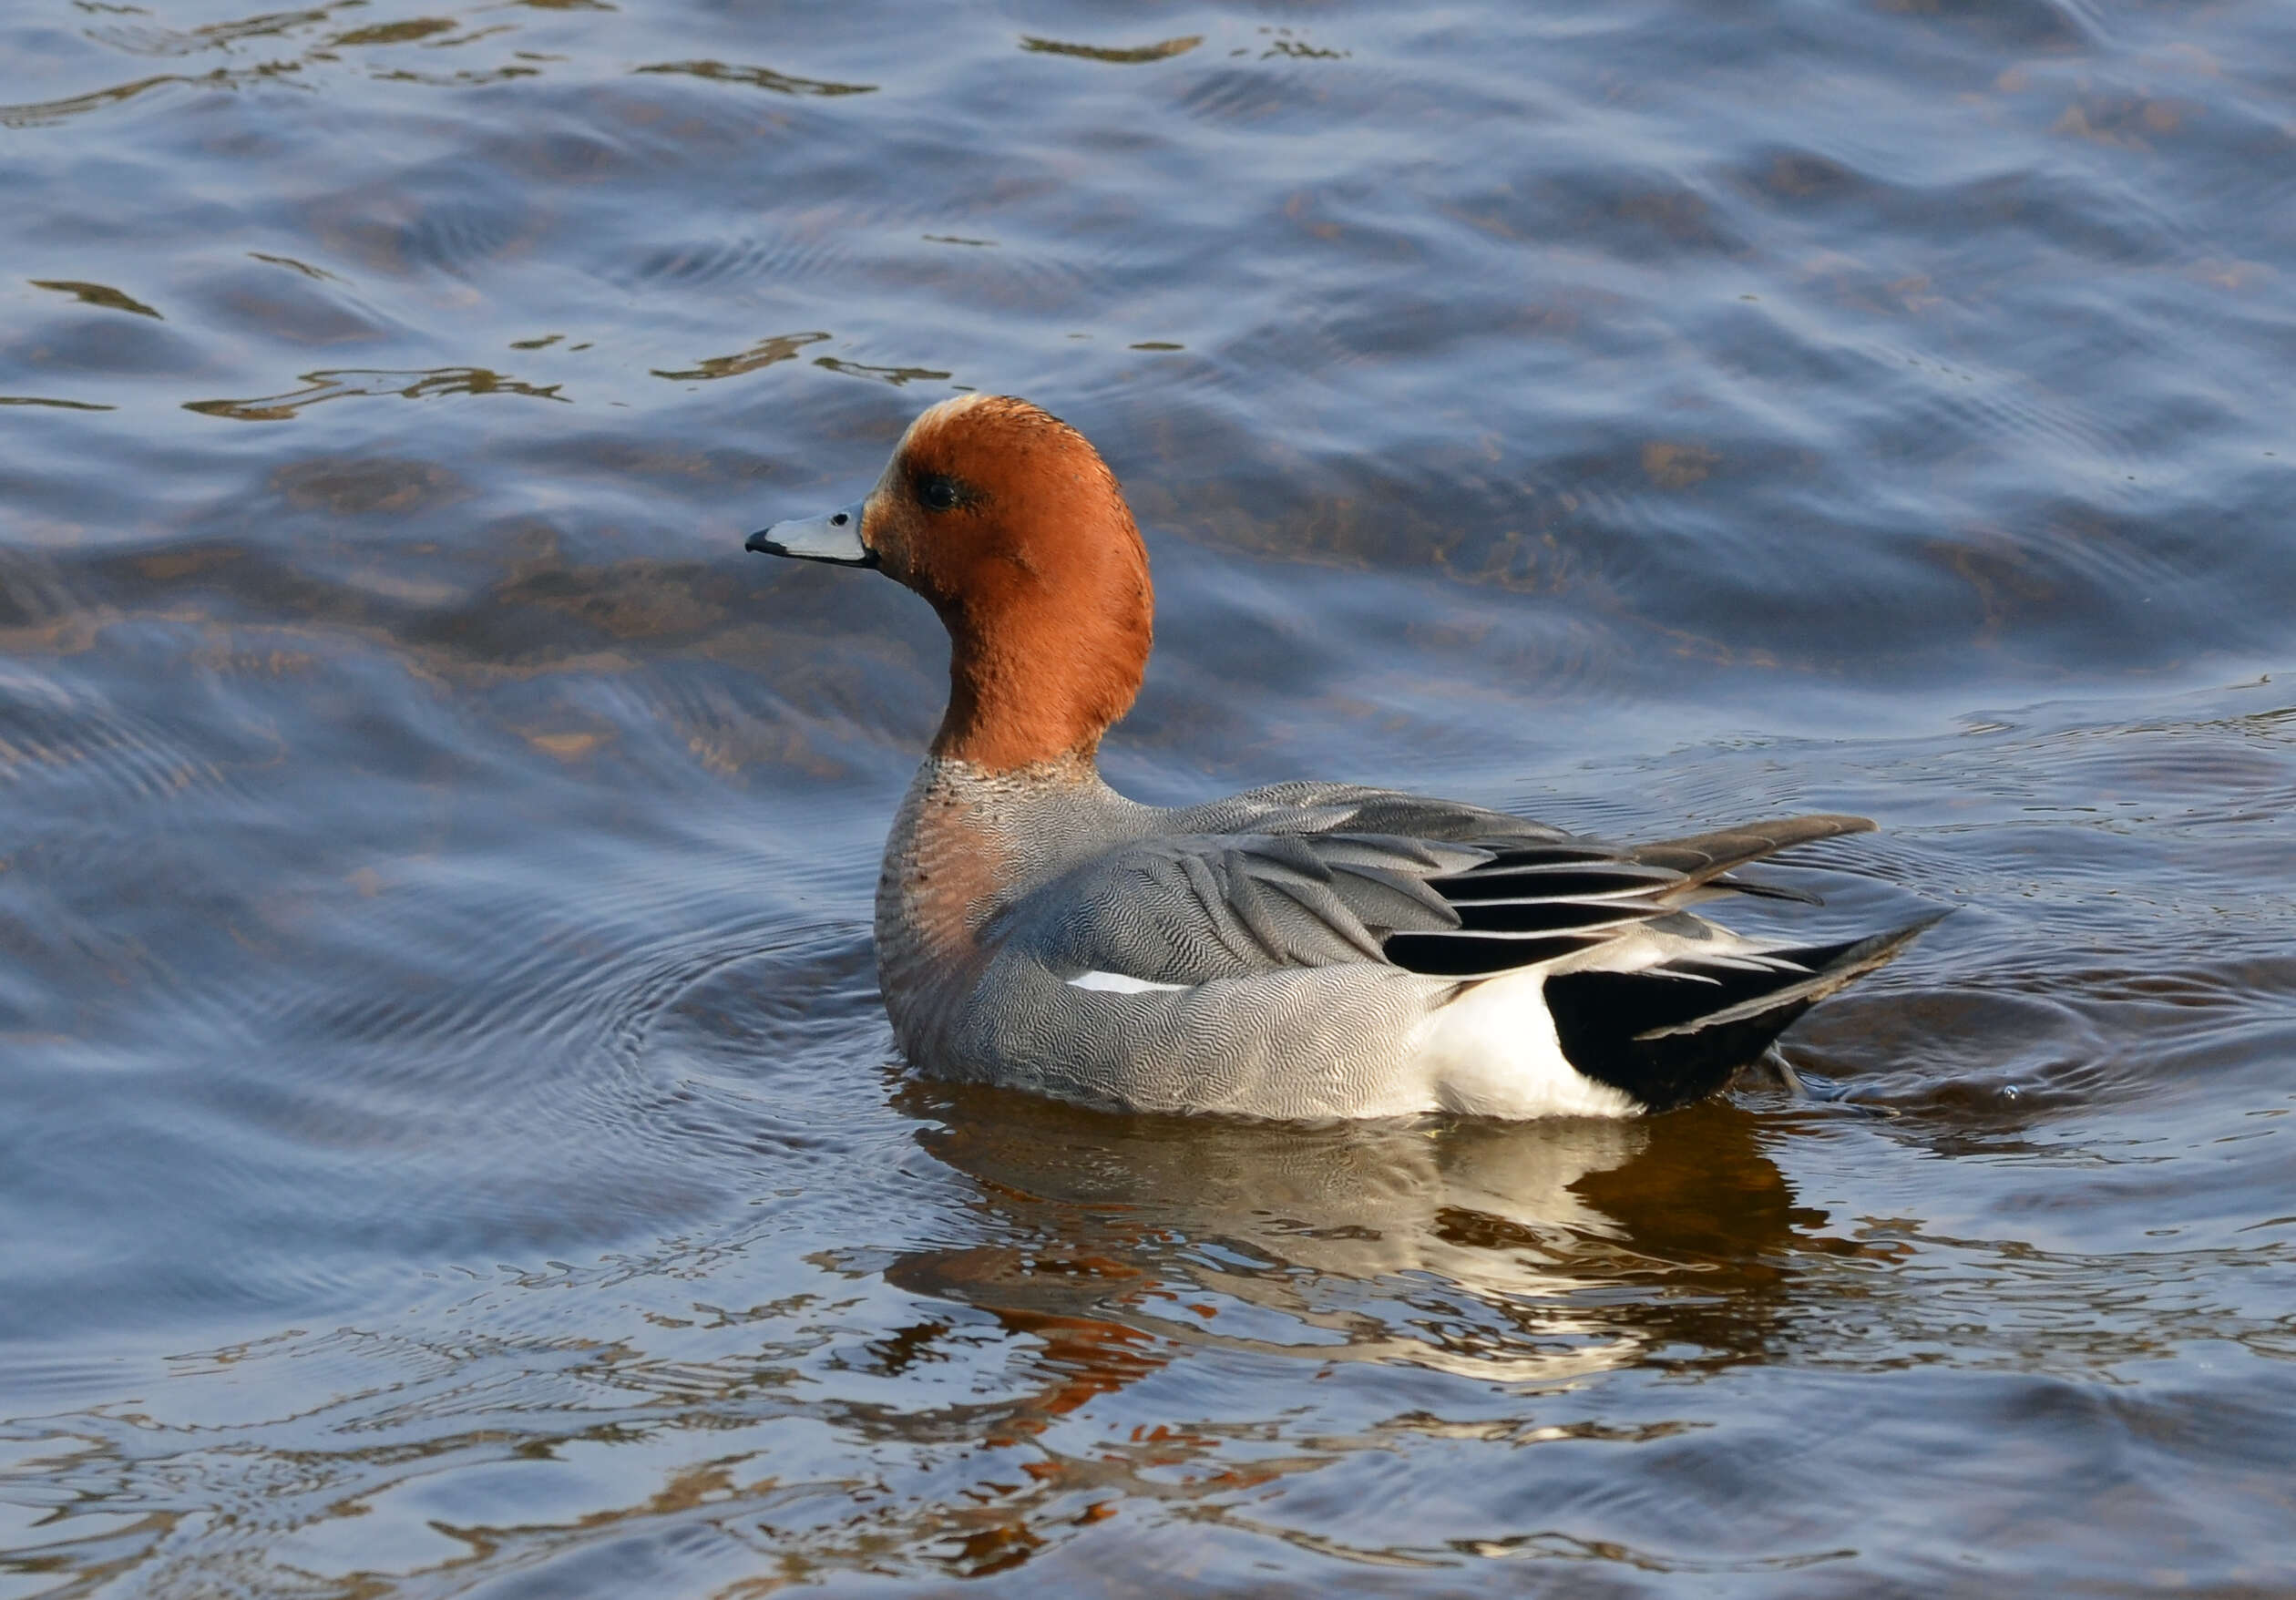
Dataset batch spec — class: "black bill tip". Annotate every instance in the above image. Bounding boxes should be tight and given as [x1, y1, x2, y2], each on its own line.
[742, 499, 877, 566]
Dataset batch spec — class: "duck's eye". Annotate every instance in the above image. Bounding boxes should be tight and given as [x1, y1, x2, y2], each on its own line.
[917, 475, 962, 513]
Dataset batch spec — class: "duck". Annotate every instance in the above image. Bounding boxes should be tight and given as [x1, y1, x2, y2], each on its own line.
[744, 395, 1940, 1120]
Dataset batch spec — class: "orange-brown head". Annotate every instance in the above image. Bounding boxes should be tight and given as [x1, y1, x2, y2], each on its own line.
[747, 395, 1154, 773]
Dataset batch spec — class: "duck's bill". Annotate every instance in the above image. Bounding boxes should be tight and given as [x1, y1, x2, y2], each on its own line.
[743, 500, 876, 567]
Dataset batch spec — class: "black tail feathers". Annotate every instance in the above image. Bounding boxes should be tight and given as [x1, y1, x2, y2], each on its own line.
[1544, 911, 1948, 1113]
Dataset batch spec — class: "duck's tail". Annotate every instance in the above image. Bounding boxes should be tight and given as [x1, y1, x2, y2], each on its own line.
[1543, 910, 1949, 1113]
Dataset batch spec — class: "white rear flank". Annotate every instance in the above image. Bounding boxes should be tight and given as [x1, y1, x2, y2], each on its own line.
[1409, 968, 1641, 1118]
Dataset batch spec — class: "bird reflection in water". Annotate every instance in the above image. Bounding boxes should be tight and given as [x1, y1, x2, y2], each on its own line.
[878, 1082, 1829, 1441]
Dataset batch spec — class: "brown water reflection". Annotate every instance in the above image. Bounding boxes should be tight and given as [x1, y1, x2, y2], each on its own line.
[895, 1092, 1838, 1383]
[188, 364, 570, 420]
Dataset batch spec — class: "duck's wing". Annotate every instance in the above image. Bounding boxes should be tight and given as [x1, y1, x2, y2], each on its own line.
[1007, 831, 1485, 989]
[1387, 814, 1877, 979]
[1004, 813, 1881, 990]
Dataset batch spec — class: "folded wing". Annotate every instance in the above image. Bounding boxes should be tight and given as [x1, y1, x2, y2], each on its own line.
[1013, 830, 1484, 987]
[1010, 808, 1881, 990]
[1387, 814, 1876, 979]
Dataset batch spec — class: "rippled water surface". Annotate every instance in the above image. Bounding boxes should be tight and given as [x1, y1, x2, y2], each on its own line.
[5, 0, 2296, 1593]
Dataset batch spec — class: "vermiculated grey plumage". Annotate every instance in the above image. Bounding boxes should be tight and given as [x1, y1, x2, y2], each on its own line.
[876, 760, 1938, 1119]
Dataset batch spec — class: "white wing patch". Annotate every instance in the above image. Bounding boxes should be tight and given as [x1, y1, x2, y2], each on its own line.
[1067, 969, 1189, 994]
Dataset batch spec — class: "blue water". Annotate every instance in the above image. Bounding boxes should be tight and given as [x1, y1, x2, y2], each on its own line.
[3, 0, 2293, 1593]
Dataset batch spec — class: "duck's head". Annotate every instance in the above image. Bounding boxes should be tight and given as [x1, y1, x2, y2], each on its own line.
[747, 395, 1154, 774]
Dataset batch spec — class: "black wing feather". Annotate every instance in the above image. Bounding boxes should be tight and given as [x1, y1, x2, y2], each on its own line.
[1379, 815, 1877, 980]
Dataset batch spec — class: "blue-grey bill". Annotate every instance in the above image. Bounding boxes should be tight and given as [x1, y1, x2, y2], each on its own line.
[744, 500, 875, 566]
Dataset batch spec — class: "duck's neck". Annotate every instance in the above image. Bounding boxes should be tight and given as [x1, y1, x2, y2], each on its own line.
[928, 558, 1152, 774]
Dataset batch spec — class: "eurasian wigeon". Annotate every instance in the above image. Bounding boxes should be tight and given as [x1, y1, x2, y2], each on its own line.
[745, 395, 1939, 1120]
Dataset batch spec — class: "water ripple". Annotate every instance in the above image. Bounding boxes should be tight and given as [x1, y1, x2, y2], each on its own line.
[5, 0, 2296, 1591]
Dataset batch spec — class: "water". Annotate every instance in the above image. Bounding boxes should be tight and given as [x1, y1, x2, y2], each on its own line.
[3, 0, 2294, 1592]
